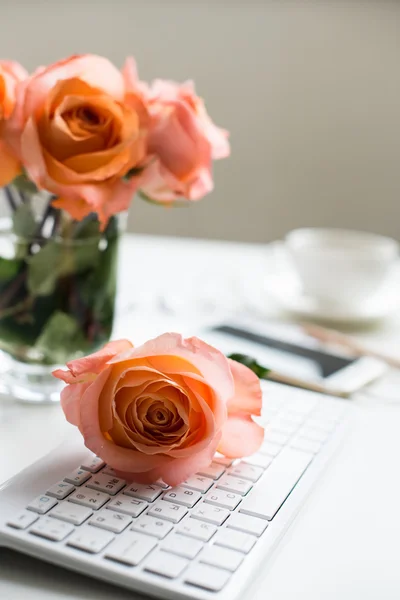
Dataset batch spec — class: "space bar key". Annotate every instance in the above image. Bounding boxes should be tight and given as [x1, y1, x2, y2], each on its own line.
[239, 447, 313, 521]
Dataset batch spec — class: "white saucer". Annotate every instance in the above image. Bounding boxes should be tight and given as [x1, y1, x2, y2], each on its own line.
[261, 242, 400, 324]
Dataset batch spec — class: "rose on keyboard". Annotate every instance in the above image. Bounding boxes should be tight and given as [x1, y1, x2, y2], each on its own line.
[53, 334, 264, 486]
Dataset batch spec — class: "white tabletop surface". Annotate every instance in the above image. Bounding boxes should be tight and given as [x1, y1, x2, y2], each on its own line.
[1, 234, 400, 600]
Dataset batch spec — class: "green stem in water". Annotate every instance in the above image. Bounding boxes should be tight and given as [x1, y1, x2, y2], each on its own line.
[0, 296, 34, 319]
[4, 186, 17, 212]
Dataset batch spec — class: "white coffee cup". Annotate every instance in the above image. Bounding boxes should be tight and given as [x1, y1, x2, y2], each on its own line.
[285, 228, 399, 306]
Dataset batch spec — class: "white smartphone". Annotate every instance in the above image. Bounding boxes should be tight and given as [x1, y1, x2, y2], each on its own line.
[201, 320, 387, 398]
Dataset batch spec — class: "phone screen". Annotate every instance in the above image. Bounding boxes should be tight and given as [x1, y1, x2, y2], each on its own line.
[208, 325, 356, 381]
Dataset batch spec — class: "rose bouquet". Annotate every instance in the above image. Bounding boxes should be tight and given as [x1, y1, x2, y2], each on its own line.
[0, 55, 229, 387]
[53, 333, 264, 485]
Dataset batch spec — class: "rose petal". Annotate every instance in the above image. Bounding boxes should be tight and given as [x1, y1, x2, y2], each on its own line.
[23, 54, 126, 120]
[66, 339, 133, 377]
[51, 197, 93, 222]
[149, 99, 211, 181]
[51, 177, 138, 229]
[80, 370, 174, 472]
[218, 414, 264, 458]
[227, 358, 263, 417]
[111, 333, 235, 407]
[60, 382, 91, 428]
[120, 432, 222, 487]
[140, 158, 213, 203]
[0, 140, 21, 186]
[122, 56, 139, 92]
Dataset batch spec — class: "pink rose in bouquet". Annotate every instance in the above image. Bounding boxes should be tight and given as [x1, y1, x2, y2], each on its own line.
[138, 78, 230, 204]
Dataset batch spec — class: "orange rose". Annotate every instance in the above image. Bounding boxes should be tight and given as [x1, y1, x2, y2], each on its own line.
[53, 334, 264, 486]
[8, 55, 149, 225]
[0, 60, 27, 186]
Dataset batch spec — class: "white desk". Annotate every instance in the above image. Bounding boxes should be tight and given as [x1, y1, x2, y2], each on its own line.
[1, 235, 400, 600]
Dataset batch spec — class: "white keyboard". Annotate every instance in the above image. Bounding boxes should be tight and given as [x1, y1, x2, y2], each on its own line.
[0, 381, 351, 600]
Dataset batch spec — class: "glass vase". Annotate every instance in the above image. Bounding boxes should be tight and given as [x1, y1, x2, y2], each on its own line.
[0, 185, 123, 403]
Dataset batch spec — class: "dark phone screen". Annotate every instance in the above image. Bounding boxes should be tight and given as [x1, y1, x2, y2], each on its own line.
[212, 325, 355, 378]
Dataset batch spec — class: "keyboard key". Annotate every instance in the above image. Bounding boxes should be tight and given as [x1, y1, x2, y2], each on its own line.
[162, 533, 203, 559]
[261, 408, 280, 422]
[197, 463, 225, 480]
[242, 453, 273, 469]
[263, 430, 292, 446]
[68, 487, 109, 510]
[155, 479, 170, 490]
[67, 525, 114, 554]
[106, 495, 148, 518]
[46, 481, 75, 500]
[7, 510, 38, 530]
[298, 426, 328, 444]
[270, 418, 301, 435]
[200, 545, 243, 572]
[30, 517, 74, 541]
[240, 447, 313, 521]
[216, 475, 252, 496]
[306, 417, 336, 433]
[50, 502, 92, 525]
[147, 500, 187, 523]
[181, 475, 214, 493]
[64, 468, 91, 486]
[80, 456, 105, 473]
[313, 403, 343, 420]
[105, 531, 157, 565]
[281, 411, 305, 425]
[212, 456, 234, 467]
[27, 495, 58, 515]
[89, 509, 131, 533]
[287, 394, 318, 414]
[290, 437, 322, 454]
[177, 518, 217, 542]
[227, 513, 268, 537]
[259, 441, 282, 458]
[184, 563, 230, 591]
[123, 483, 163, 502]
[131, 514, 173, 539]
[101, 466, 118, 477]
[228, 463, 263, 483]
[191, 502, 229, 526]
[86, 474, 125, 495]
[163, 487, 202, 508]
[204, 490, 241, 510]
[213, 528, 256, 553]
[144, 550, 188, 578]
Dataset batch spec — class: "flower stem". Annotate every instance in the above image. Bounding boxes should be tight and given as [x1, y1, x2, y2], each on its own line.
[0, 296, 34, 319]
[4, 186, 17, 212]
[0, 270, 27, 310]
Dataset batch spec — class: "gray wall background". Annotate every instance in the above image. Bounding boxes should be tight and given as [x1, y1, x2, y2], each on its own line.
[1, 0, 400, 242]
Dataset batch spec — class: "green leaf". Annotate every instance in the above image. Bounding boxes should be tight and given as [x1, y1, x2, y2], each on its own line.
[12, 203, 37, 238]
[71, 214, 101, 240]
[70, 240, 101, 274]
[27, 241, 62, 295]
[228, 353, 271, 380]
[0, 257, 21, 282]
[27, 235, 103, 296]
[12, 172, 39, 195]
[79, 230, 119, 321]
[123, 165, 145, 181]
[34, 310, 86, 364]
